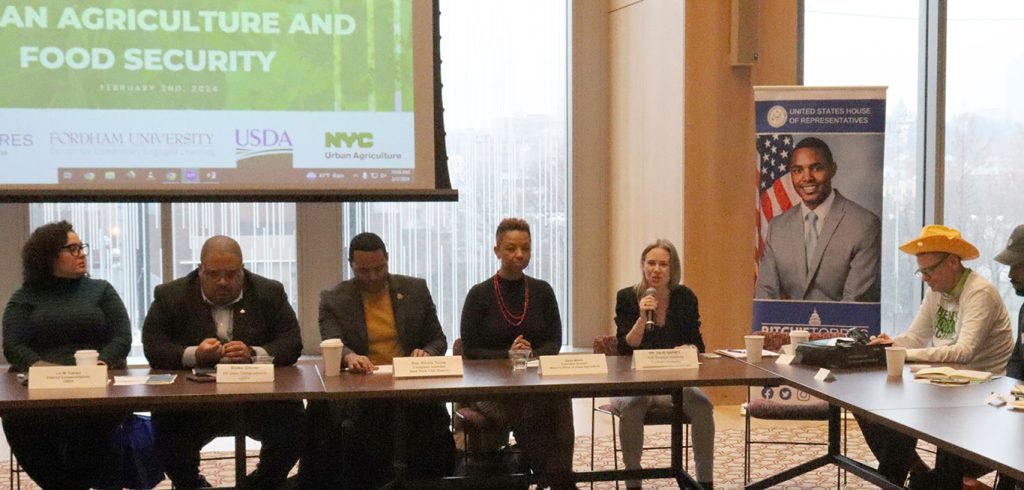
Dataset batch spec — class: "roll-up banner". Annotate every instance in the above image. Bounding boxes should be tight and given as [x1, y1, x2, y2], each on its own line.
[752, 86, 886, 338]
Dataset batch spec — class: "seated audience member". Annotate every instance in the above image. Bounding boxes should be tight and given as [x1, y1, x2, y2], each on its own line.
[299, 232, 455, 489]
[861, 225, 1013, 489]
[2, 220, 132, 489]
[613, 239, 714, 490]
[460, 218, 576, 490]
[995, 224, 1024, 380]
[142, 235, 304, 489]
[981, 225, 1024, 490]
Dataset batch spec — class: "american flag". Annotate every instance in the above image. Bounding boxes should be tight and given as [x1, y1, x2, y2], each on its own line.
[755, 134, 800, 262]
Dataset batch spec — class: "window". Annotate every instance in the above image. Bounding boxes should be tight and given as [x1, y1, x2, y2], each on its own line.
[341, 0, 570, 340]
[944, 1, 1024, 328]
[24, 0, 571, 358]
[29, 203, 161, 356]
[28, 202, 297, 356]
[806, 1, 1024, 335]
[803, 1, 922, 332]
[171, 203, 298, 311]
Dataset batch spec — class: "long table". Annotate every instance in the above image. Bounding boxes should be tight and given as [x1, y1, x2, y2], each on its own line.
[0, 364, 327, 487]
[0, 364, 327, 410]
[742, 358, 1024, 489]
[318, 355, 778, 488]
[0, 356, 777, 489]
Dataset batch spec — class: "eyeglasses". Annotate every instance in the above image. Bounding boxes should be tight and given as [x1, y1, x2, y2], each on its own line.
[914, 253, 949, 278]
[60, 243, 89, 256]
[200, 268, 242, 281]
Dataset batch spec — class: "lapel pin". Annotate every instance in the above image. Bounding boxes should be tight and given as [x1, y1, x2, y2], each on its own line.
[396, 293, 404, 300]
[239, 309, 246, 314]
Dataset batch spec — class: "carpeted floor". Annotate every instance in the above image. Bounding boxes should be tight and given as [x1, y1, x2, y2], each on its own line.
[0, 424, 998, 489]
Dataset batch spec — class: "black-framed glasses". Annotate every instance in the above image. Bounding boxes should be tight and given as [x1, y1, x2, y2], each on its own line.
[60, 243, 89, 256]
[914, 253, 949, 278]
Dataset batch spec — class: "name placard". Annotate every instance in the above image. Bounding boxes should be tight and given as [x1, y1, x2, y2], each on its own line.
[28, 365, 108, 389]
[775, 354, 795, 365]
[393, 356, 464, 378]
[633, 348, 699, 370]
[216, 363, 274, 383]
[539, 354, 608, 376]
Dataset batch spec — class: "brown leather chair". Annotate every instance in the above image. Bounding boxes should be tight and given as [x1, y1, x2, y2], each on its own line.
[590, 335, 692, 488]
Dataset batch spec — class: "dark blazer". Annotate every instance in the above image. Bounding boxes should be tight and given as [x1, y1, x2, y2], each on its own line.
[142, 269, 302, 369]
[615, 284, 705, 356]
[319, 274, 447, 359]
[1007, 305, 1024, 380]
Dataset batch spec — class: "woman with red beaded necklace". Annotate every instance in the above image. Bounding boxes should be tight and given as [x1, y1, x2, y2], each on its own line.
[460, 217, 576, 489]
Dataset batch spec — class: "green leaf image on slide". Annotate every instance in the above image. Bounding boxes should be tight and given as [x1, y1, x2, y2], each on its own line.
[0, 0, 414, 111]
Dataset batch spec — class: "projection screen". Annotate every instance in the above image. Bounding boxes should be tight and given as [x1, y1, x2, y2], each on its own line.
[0, 0, 454, 201]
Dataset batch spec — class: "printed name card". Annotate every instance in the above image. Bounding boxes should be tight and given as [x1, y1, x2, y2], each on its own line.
[539, 354, 608, 376]
[28, 365, 108, 389]
[216, 363, 274, 383]
[393, 356, 464, 378]
[633, 348, 699, 370]
[775, 354, 795, 365]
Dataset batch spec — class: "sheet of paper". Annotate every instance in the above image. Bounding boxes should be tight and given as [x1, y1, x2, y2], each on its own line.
[715, 349, 781, 359]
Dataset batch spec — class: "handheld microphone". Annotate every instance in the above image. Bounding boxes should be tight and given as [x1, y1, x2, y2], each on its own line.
[643, 288, 656, 330]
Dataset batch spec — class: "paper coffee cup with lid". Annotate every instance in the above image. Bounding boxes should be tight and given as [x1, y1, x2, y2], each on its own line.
[320, 339, 344, 376]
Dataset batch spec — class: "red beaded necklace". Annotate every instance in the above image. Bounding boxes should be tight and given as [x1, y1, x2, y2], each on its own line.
[493, 273, 529, 327]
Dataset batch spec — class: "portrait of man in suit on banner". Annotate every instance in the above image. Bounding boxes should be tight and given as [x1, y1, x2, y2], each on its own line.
[755, 135, 882, 303]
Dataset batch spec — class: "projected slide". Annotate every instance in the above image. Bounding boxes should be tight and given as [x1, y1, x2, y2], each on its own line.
[0, 0, 436, 195]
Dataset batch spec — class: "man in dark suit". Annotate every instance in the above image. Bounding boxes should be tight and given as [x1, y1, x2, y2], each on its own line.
[142, 235, 304, 489]
[299, 232, 454, 488]
[756, 136, 882, 302]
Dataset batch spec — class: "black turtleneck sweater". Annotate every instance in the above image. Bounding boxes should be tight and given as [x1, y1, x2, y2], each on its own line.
[3, 277, 131, 370]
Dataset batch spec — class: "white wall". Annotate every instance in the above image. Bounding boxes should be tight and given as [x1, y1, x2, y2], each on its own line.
[608, 0, 685, 295]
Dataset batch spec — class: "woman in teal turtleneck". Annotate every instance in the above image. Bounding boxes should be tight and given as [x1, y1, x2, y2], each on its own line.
[2, 220, 132, 489]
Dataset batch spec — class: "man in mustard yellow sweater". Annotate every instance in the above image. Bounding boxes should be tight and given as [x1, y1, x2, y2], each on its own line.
[299, 232, 454, 488]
